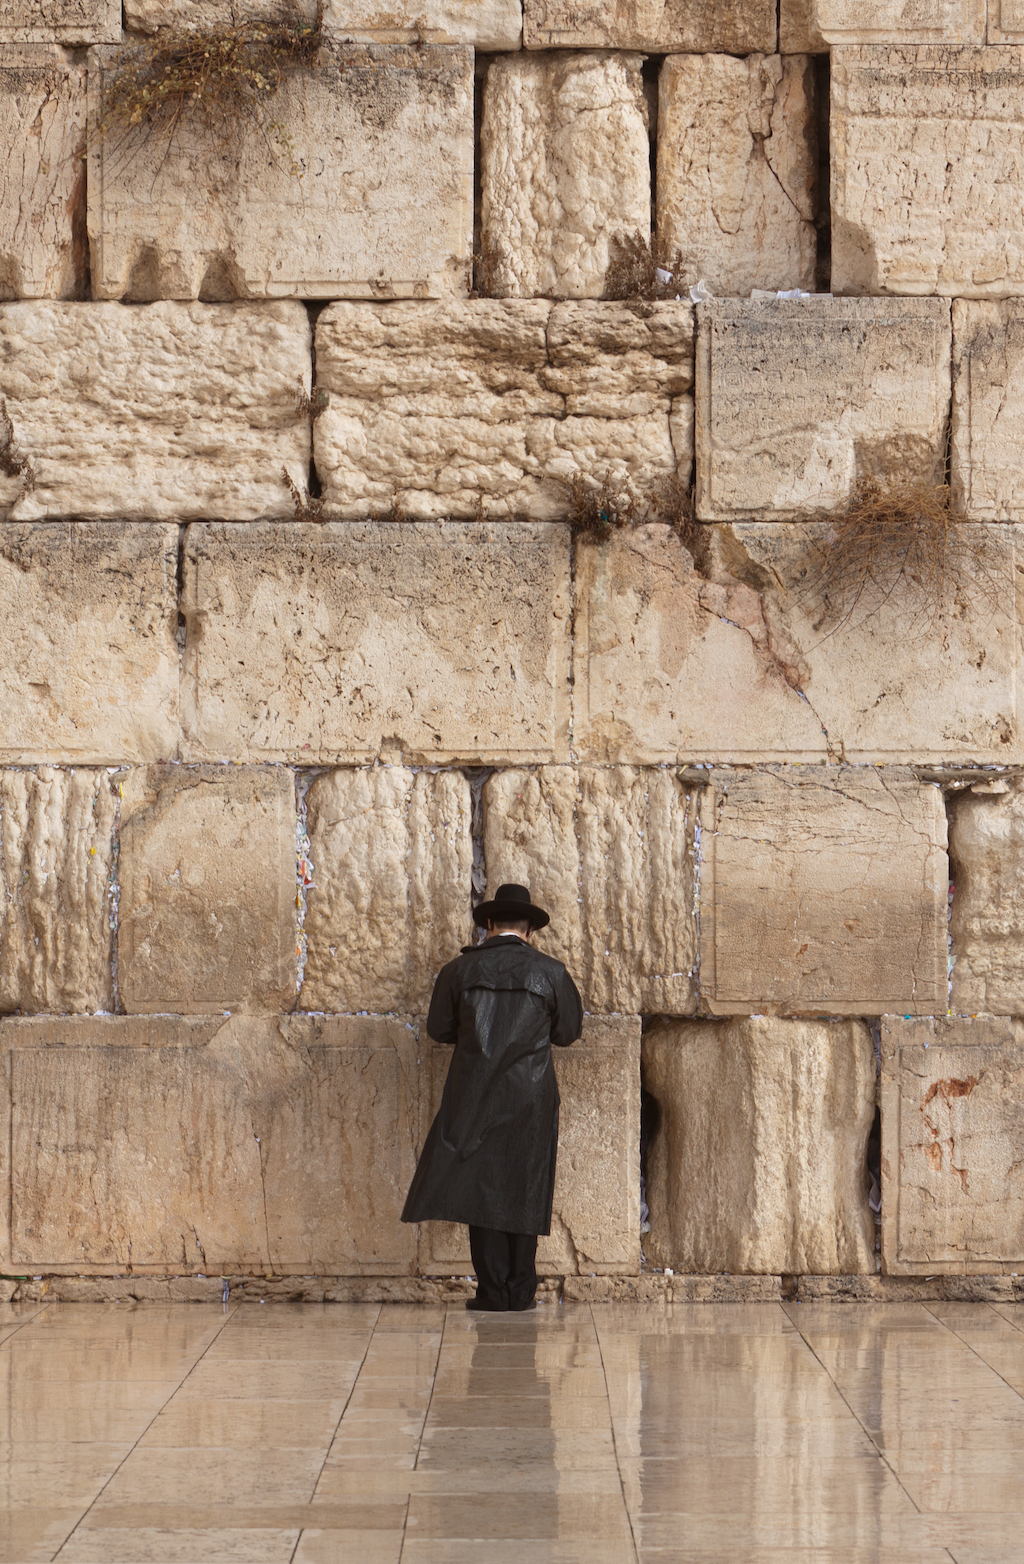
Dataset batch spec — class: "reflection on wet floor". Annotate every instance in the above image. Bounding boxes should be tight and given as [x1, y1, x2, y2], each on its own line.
[0, 1298, 1022, 1560]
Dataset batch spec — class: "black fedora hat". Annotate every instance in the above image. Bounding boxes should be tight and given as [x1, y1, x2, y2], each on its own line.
[473, 882, 550, 931]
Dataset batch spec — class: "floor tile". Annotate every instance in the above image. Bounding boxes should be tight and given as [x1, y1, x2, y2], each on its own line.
[97, 1447, 326, 1505]
[58, 1526, 302, 1562]
[0, 1445, 132, 1507]
[81, 1503, 407, 1530]
[293, 1529, 404, 1563]
[400, 1542, 636, 1563]
[424, 1395, 611, 1429]
[0, 1508, 86, 1564]
[175, 1362, 360, 1400]
[136, 1398, 346, 1448]
[415, 1428, 617, 1469]
[432, 1366, 608, 1398]
[405, 1492, 632, 1540]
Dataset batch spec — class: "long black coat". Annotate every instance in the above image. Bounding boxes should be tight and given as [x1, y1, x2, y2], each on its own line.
[401, 935, 583, 1235]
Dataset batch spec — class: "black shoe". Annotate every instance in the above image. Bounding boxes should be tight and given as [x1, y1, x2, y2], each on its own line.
[465, 1298, 507, 1312]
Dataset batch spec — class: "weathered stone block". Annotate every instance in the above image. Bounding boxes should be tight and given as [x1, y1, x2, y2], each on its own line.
[991, 0, 1024, 41]
[643, 1016, 876, 1274]
[832, 46, 1024, 297]
[0, 301, 310, 521]
[881, 1017, 1024, 1274]
[418, 1016, 641, 1276]
[482, 766, 699, 1013]
[657, 55, 817, 298]
[118, 765, 297, 1015]
[949, 779, 1024, 1013]
[524, 0, 776, 51]
[300, 768, 473, 1015]
[0, 768, 115, 1015]
[480, 51, 650, 300]
[699, 768, 949, 1015]
[695, 297, 951, 520]
[0, 1014, 419, 1273]
[124, 0, 523, 48]
[0, 523, 179, 765]
[181, 522, 571, 765]
[952, 300, 1024, 521]
[314, 298, 692, 520]
[815, 0, 985, 42]
[780, 0, 826, 50]
[87, 44, 473, 302]
[0, 48, 86, 300]
[0, 0, 118, 42]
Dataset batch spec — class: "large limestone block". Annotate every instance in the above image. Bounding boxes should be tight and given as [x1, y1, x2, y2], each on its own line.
[832, 46, 1024, 297]
[815, 0, 985, 41]
[952, 300, 1024, 521]
[699, 768, 949, 1015]
[181, 522, 571, 764]
[524, 0, 776, 50]
[0, 47, 86, 300]
[881, 1017, 1024, 1274]
[949, 779, 1024, 1013]
[780, 0, 826, 50]
[480, 51, 651, 301]
[657, 55, 817, 298]
[300, 768, 473, 1015]
[314, 298, 694, 519]
[118, 765, 297, 1015]
[0, 769, 115, 1015]
[124, 1, 523, 47]
[0, 0, 118, 41]
[418, 1016, 641, 1276]
[643, 1016, 876, 1274]
[0, 1014, 419, 1273]
[87, 43, 473, 302]
[0, 523, 179, 764]
[991, 0, 1024, 40]
[481, 766, 698, 1013]
[696, 297, 951, 520]
[0, 301, 310, 521]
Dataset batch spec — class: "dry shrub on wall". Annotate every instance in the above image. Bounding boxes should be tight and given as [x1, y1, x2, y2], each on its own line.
[604, 230, 686, 302]
[566, 471, 637, 543]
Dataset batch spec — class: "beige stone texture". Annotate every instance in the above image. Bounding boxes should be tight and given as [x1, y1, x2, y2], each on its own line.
[0, 1013, 419, 1274]
[832, 46, 1024, 298]
[0, 0, 118, 41]
[418, 1016, 641, 1276]
[118, 765, 297, 1015]
[124, 1, 523, 48]
[643, 1016, 876, 1275]
[952, 300, 1024, 521]
[0, 523, 179, 765]
[815, 0, 985, 42]
[696, 297, 951, 520]
[657, 55, 817, 298]
[87, 44, 473, 302]
[314, 298, 694, 520]
[482, 767, 582, 977]
[991, 0, 1024, 40]
[300, 767, 473, 1015]
[181, 522, 571, 765]
[0, 768, 115, 1015]
[881, 1017, 1024, 1274]
[949, 778, 1024, 1013]
[524, 0, 776, 51]
[0, 48, 86, 300]
[0, 301, 310, 522]
[699, 768, 949, 1015]
[780, 0, 827, 51]
[480, 51, 650, 301]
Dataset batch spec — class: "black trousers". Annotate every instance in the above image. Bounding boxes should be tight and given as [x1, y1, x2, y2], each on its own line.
[468, 1226, 538, 1311]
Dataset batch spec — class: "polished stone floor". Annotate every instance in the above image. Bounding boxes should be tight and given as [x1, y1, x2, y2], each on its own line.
[0, 1299, 1023, 1562]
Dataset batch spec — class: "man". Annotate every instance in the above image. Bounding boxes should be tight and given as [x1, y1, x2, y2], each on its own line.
[401, 883, 583, 1312]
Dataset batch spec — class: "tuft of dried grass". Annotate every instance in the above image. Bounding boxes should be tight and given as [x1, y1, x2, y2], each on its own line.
[285, 469, 324, 522]
[604, 229, 685, 303]
[566, 471, 637, 543]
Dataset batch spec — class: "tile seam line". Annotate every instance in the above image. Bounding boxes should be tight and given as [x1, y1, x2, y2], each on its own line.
[922, 1302, 1024, 1405]
[590, 1300, 641, 1564]
[0, 1302, 50, 1349]
[307, 1301, 382, 1502]
[411, 1301, 448, 1474]
[49, 1300, 242, 1561]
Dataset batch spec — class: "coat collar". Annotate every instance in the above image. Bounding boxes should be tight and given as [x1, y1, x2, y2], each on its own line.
[461, 935, 531, 953]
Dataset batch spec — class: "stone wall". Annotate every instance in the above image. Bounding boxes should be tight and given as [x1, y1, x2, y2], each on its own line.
[2, 0, 1024, 1294]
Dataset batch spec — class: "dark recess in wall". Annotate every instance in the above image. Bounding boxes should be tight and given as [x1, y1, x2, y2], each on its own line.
[815, 53, 831, 292]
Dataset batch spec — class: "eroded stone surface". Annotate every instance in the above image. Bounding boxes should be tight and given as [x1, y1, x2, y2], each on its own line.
[300, 768, 473, 1015]
[482, 767, 582, 978]
[124, 0, 523, 47]
[0, 48, 86, 300]
[950, 779, 1024, 1013]
[419, 1016, 640, 1275]
[0, 523, 179, 764]
[480, 51, 650, 300]
[181, 522, 571, 764]
[953, 300, 1024, 521]
[881, 1017, 1024, 1274]
[832, 46, 1024, 297]
[991, 0, 1024, 40]
[524, 0, 776, 50]
[700, 768, 949, 1015]
[643, 1016, 876, 1274]
[816, 0, 985, 41]
[657, 55, 817, 298]
[0, 0, 118, 41]
[118, 765, 297, 1015]
[0, 769, 115, 1015]
[0, 302, 310, 521]
[696, 297, 951, 520]
[780, 0, 826, 50]
[88, 44, 473, 302]
[1, 1014, 419, 1273]
[314, 299, 693, 520]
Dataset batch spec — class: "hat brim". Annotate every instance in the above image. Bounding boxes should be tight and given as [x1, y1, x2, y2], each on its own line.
[473, 898, 550, 931]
